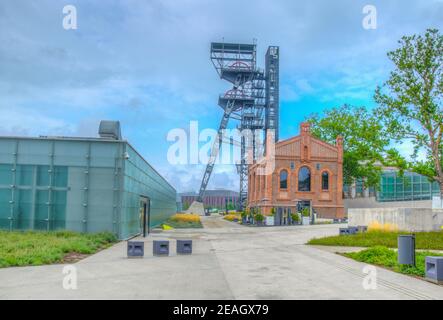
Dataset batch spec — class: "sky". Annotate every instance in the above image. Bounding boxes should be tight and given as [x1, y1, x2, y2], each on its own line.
[0, 0, 442, 193]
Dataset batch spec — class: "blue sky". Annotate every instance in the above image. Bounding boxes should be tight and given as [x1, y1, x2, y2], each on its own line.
[0, 0, 442, 193]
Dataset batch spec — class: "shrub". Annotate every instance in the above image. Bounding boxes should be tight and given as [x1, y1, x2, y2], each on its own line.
[255, 213, 264, 222]
[301, 208, 310, 217]
[344, 246, 443, 278]
[170, 214, 201, 223]
[291, 213, 300, 223]
[368, 221, 399, 232]
[224, 214, 240, 222]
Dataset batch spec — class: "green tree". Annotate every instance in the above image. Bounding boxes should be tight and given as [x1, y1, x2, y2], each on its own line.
[306, 105, 390, 191]
[375, 29, 443, 198]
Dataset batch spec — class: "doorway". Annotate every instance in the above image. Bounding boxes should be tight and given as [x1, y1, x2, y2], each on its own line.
[139, 196, 151, 237]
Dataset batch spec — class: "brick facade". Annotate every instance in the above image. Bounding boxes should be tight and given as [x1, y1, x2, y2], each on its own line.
[248, 122, 345, 219]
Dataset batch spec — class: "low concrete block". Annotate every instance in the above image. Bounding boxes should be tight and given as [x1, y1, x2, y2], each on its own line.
[127, 241, 144, 258]
[177, 240, 192, 255]
[153, 240, 169, 256]
[425, 256, 443, 284]
[348, 227, 358, 234]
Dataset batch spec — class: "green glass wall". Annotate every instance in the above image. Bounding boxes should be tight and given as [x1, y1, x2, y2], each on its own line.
[119, 144, 177, 239]
[0, 137, 177, 239]
[377, 171, 440, 202]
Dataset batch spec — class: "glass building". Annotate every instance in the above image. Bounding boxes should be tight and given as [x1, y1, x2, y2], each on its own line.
[344, 170, 440, 202]
[377, 170, 440, 202]
[0, 123, 177, 239]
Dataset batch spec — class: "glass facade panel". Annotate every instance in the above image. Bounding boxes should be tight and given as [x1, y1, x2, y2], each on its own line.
[120, 144, 176, 239]
[0, 189, 11, 229]
[0, 138, 176, 239]
[37, 165, 50, 187]
[34, 190, 49, 230]
[0, 164, 12, 186]
[51, 191, 67, 230]
[53, 166, 68, 187]
[14, 189, 32, 230]
[377, 171, 440, 202]
[16, 165, 33, 186]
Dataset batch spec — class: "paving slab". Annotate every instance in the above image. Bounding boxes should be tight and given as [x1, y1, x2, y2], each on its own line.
[0, 216, 442, 300]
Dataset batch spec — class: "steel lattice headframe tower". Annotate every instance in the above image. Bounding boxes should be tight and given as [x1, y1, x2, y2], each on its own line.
[198, 42, 279, 210]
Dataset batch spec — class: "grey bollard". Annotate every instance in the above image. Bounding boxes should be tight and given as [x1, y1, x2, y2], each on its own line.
[127, 241, 144, 258]
[177, 240, 193, 255]
[153, 240, 169, 256]
[398, 235, 416, 266]
[348, 227, 359, 234]
[425, 256, 443, 284]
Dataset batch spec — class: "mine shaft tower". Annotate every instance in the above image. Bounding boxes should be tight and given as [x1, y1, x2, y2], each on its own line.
[198, 42, 280, 210]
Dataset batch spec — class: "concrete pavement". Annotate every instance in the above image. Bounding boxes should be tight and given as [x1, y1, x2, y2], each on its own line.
[1, 216, 443, 300]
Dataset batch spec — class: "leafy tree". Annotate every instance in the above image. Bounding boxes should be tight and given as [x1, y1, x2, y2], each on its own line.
[307, 105, 390, 190]
[375, 29, 443, 197]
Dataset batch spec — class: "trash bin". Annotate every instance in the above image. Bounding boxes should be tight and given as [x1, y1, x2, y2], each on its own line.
[398, 235, 415, 266]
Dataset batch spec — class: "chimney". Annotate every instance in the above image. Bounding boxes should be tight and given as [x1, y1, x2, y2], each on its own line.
[300, 122, 310, 136]
[98, 120, 122, 140]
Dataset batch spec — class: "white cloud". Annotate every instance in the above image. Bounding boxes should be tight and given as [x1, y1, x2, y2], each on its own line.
[0, 0, 442, 192]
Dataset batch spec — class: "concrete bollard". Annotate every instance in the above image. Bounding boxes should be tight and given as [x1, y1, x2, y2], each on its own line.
[177, 240, 193, 255]
[127, 241, 144, 258]
[425, 256, 443, 284]
[348, 227, 359, 234]
[153, 240, 170, 256]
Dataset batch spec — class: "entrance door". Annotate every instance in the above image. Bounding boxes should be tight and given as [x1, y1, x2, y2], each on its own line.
[139, 197, 151, 237]
[276, 207, 283, 226]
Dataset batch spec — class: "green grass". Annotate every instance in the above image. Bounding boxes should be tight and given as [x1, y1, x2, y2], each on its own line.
[343, 246, 443, 277]
[0, 230, 118, 268]
[307, 230, 443, 250]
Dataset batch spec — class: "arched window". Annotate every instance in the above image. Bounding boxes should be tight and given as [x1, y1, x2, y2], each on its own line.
[279, 170, 288, 189]
[322, 171, 329, 190]
[298, 166, 311, 191]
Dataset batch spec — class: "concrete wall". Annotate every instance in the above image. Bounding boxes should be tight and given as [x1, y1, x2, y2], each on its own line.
[348, 207, 443, 232]
[345, 197, 432, 210]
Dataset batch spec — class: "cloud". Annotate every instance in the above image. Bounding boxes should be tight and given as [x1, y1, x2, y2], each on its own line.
[0, 0, 442, 192]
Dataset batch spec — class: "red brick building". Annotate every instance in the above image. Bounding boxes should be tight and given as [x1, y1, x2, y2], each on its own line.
[248, 122, 345, 219]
